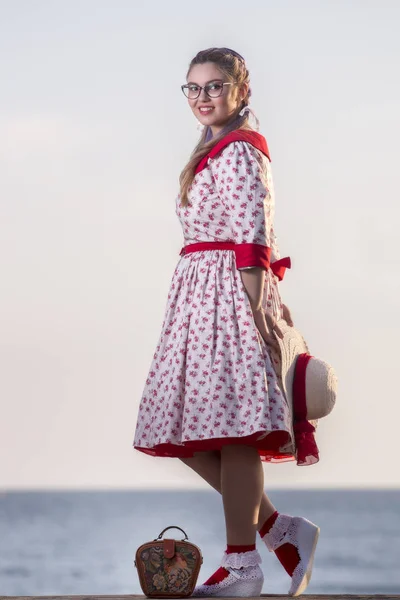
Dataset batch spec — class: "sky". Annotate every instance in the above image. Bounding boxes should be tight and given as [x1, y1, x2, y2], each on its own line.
[0, 0, 399, 490]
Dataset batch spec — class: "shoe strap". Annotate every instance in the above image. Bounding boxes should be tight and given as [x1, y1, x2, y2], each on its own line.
[226, 567, 242, 580]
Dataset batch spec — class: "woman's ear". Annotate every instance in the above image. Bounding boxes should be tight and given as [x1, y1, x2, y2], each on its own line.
[239, 82, 250, 103]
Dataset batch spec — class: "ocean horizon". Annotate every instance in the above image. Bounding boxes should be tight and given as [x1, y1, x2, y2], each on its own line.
[1, 488, 399, 595]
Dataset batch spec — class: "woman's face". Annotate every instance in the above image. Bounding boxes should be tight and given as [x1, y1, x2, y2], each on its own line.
[186, 62, 247, 136]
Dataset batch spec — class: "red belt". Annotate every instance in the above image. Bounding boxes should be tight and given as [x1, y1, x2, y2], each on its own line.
[180, 242, 237, 255]
[179, 242, 291, 281]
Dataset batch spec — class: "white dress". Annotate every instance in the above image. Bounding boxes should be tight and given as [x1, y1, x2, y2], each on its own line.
[133, 133, 296, 462]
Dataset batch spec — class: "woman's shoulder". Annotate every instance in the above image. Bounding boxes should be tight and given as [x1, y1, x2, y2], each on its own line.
[212, 129, 271, 163]
[195, 129, 271, 175]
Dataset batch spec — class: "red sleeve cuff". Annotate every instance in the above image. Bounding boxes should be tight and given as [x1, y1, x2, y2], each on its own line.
[270, 256, 291, 281]
[234, 243, 271, 270]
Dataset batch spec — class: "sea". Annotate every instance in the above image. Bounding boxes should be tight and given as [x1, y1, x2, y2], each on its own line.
[0, 489, 399, 596]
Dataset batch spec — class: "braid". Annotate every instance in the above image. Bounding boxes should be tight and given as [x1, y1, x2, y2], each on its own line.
[236, 60, 252, 108]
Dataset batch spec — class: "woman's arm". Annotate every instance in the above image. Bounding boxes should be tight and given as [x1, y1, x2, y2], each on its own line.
[209, 140, 293, 342]
[240, 267, 280, 349]
[240, 267, 293, 349]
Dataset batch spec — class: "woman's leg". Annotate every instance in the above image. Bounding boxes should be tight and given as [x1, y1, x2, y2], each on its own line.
[180, 450, 276, 528]
[220, 445, 264, 545]
[181, 450, 319, 597]
[188, 446, 266, 596]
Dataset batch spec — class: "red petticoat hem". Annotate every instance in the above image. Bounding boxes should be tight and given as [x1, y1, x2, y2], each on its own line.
[134, 430, 295, 462]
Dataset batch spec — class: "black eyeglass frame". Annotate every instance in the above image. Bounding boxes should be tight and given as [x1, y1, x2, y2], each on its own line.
[181, 81, 234, 99]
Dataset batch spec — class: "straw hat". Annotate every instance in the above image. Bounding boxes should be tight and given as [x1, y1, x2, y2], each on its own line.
[273, 318, 337, 421]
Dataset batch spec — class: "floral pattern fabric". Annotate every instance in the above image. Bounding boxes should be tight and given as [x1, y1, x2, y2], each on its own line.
[136, 543, 201, 596]
[133, 139, 295, 461]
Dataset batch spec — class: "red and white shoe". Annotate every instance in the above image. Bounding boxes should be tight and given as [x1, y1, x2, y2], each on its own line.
[262, 514, 320, 597]
[192, 549, 264, 597]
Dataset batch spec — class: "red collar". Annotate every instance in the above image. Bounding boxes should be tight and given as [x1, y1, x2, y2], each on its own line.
[195, 130, 271, 174]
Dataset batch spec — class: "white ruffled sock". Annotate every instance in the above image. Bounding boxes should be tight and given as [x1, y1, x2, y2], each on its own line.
[192, 547, 264, 598]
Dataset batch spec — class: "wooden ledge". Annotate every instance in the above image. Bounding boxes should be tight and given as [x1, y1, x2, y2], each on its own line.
[1, 595, 400, 600]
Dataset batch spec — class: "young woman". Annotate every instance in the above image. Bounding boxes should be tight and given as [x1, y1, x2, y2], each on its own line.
[133, 47, 320, 597]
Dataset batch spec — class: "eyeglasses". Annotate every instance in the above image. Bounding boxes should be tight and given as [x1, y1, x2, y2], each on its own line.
[181, 81, 233, 99]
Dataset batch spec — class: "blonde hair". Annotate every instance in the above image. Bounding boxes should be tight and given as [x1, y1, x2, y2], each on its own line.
[179, 47, 252, 208]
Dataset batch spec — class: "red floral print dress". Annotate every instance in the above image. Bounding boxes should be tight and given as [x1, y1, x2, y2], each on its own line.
[133, 131, 295, 462]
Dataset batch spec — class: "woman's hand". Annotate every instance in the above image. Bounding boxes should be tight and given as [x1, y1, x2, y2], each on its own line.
[258, 305, 293, 377]
[260, 303, 294, 353]
[238, 267, 294, 349]
[252, 308, 280, 351]
[282, 303, 294, 327]
[264, 303, 294, 340]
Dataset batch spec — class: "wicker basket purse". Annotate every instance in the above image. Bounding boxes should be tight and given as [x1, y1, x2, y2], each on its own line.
[134, 525, 203, 598]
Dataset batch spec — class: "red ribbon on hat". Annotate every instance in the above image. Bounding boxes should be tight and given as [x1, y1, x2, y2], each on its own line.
[292, 353, 320, 466]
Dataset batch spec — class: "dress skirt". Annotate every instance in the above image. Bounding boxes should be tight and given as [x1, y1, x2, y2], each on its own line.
[133, 246, 295, 463]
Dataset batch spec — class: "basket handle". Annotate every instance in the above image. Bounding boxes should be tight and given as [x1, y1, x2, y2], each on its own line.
[155, 525, 189, 541]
